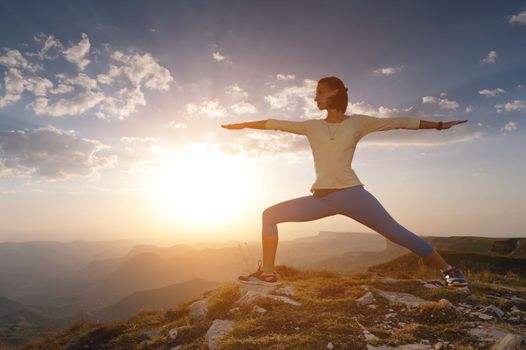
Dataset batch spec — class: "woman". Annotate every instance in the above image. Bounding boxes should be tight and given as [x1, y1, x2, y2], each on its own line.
[221, 76, 469, 288]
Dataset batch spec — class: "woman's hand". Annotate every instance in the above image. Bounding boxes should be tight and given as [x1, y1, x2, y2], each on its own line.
[441, 120, 468, 130]
[221, 123, 245, 130]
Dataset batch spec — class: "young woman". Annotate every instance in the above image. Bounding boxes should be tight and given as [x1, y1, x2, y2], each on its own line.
[221, 76, 469, 288]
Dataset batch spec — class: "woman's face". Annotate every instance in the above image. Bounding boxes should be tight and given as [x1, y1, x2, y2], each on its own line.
[315, 83, 339, 110]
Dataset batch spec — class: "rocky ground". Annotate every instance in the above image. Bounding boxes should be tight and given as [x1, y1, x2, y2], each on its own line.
[18, 265, 526, 350]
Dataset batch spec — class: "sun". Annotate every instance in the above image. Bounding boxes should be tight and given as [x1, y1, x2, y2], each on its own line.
[149, 143, 251, 229]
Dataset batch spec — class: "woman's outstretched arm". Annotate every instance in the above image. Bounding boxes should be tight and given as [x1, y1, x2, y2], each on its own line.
[419, 119, 468, 130]
[221, 120, 267, 130]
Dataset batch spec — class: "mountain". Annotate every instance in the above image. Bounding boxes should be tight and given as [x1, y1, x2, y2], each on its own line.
[95, 278, 223, 321]
[0, 297, 59, 347]
[22, 252, 526, 349]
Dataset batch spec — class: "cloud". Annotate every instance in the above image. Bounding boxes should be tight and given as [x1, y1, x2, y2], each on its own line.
[225, 83, 249, 99]
[213, 51, 226, 61]
[184, 98, 229, 118]
[27, 33, 65, 60]
[276, 74, 295, 81]
[465, 106, 474, 113]
[495, 100, 525, 113]
[373, 66, 403, 76]
[480, 50, 497, 64]
[230, 101, 257, 115]
[478, 88, 505, 97]
[0, 125, 116, 180]
[421, 96, 459, 110]
[63, 33, 91, 70]
[0, 34, 174, 120]
[109, 50, 173, 91]
[509, 9, 526, 24]
[264, 79, 317, 113]
[116, 135, 164, 174]
[501, 121, 517, 132]
[96, 86, 145, 120]
[168, 121, 188, 129]
[28, 90, 106, 117]
[0, 49, 43, 72]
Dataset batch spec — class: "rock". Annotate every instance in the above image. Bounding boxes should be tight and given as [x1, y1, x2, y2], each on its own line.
[510, 305, 521, 315]
[236, 290, 301, 307]
[509, 296, 526, 302]
[238, 283, 275, 295]
[486, 304, 505, 318]
[168, 327, 179, 340]
[274, 285, 296, 296]
[253, 305, 266, 314]
[368, 304, 378, 309]
[490, 333, 526, 350]
[138, 328, 162, 339]
[471, 311, 493, 320]
[356, 291, 376, 305]
[423, 283, 440, 289]
[204, 319, 236, 350]
[437, 299, 453, 308]
[468, 325, 518, 342]
[228, 307, 240, 314]
[327, 341, 334, 349]
[376, 289, 427, 308]
[189, 299, 209, 323]
[367, 344, 433, 350]
[170, 346, 183, 350]
[384, 312, 397, 318]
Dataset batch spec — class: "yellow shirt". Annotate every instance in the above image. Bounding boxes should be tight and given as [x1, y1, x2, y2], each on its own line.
[265, 114, 421, 194]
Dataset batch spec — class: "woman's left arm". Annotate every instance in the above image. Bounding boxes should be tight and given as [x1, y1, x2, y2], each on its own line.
[419, 119, 468, 130]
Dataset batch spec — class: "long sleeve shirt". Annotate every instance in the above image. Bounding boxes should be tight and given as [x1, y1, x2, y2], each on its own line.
[265, 114, 421, 194]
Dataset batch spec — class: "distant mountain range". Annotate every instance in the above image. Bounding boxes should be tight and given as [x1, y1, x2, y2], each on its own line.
[0, 234, 524, 347]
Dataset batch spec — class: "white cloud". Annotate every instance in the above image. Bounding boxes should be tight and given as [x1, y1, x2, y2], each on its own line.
[0, 125, 116, 180]
[501, 121, 517, 132]
[439, 92, 447, 98]
[509, 9, 526, 24]
[28, 91, 105, 117]
[27, 33, 65, 60]
[422, 96, 459, 110]
[120, 136, 157, 143]
[225, 83, 248, 99]
[212, 51, 226, 61]
[480, 50, 497, 64]
[0, 34, 174, 120]
[230, 101, 257, 115]
[348, 101, 424, 118]
[0, 49, 42, 72]
[109, 50, 173, 90]
[478, 88, 505, 97]
[184, 98, 229, 118]
[96, 86, 145, 120]
[63, 33, 91, 70]
[495, 100, 525, 113]
[373, 66, 403, 76]
[276, 74, 295, 81]
[264, 79, 317, 112]
[168, 121, 188, 129]
[465, 106, 474, 113]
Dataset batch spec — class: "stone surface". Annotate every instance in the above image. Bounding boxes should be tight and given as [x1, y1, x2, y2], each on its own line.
[356, 291, 376, 305]
[168, 327, 179, 340]
[189, 299, 209, 323]
[490, 333, 526, 350]
[204, 319, 236, 350]
[376, 289, 427, 308]
[274, 285, 296, 296]
[236, 289, 301, 307]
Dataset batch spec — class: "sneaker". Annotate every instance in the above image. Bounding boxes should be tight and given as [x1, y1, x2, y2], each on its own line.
[237, 260, 279, 286]
[441, 265, 468, 287]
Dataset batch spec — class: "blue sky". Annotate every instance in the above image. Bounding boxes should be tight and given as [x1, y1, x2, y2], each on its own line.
[0, 0, 525, 244]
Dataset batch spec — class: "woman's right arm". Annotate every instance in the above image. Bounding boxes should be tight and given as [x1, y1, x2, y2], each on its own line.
[221, 120, 267, 130]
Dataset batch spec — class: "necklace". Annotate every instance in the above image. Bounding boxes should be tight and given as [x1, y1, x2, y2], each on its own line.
[324, 116, 349, 140]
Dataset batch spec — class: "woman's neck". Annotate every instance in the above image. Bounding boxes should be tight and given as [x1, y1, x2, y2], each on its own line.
[324, 110, 348, 123]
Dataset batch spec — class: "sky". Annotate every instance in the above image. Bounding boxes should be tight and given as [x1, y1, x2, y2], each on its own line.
[0, 0, 525, 245]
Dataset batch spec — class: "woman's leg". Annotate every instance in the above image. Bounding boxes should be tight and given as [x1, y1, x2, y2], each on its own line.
[330, 185, 446, 267]
[261, 194, 337, 272]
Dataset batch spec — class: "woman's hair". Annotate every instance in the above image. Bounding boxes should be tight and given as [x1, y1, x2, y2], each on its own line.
[318, 76, 348, 113]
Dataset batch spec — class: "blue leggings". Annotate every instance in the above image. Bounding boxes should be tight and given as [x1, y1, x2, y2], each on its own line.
[262, 184, 433, 258]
